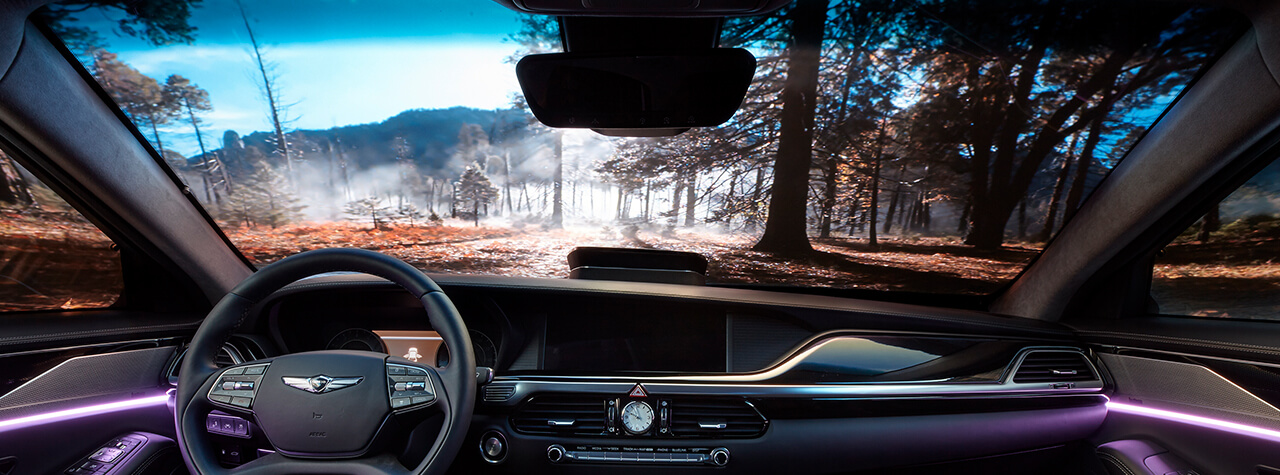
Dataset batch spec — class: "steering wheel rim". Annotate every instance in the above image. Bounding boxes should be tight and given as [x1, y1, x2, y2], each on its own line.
[174, 248, 476, 474]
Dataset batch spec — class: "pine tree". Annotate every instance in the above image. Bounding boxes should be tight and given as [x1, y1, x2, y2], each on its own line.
[455, 162, 499, 227]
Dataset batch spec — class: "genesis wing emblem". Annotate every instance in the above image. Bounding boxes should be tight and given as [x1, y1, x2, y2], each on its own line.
[282, 375, 364, 394]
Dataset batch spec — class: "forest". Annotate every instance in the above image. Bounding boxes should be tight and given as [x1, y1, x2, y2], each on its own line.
[1, 0, 1269, 311]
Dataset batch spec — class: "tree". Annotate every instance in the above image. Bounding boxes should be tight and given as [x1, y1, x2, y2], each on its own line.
[752, 0, 829, 256]
[455, 162, 499, 227]
[92, 51, 178, 156]
[237, 0, 296, 185]
[164, 75, 228, 204]
[395, 203, 428, 227]
[221, 161, 305, 229]
[897, 0, 1241, 249]
[344, 196, 395, 231]
[36, 0, 202, 59]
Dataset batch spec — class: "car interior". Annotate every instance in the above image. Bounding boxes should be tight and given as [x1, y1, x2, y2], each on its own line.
[2, 0, 1280, 474]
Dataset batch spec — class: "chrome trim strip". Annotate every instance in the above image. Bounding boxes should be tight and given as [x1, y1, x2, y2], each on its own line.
[499, 344, 1089, 383]
[489, 379, 1104, 403]
[487, 347, 1103, 402]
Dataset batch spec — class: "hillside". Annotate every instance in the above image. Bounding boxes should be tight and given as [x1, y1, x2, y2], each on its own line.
[208, 107, 532, 176]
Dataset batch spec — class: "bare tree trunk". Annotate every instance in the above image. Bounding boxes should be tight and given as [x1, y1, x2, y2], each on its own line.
[1064, 118, 1104, 225]
[148, 118, 165, 160]
[238, 0, 293, 185]
[503, 152, 513, 214]
[551, 131, 564, 228]
[868, 153, 881, 247]
[684, 171, 697, 227]
[1017, 198, 1028, 240]
[883, 164, 906, 234]
[748, 167, 765, 231]
[614, 185, 623, 220]
[1035, 134, 1077, 242]
[1198, 204, 1220, 243]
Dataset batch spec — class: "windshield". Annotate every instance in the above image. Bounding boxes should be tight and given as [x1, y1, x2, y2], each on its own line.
[39, 0, 1245, 295]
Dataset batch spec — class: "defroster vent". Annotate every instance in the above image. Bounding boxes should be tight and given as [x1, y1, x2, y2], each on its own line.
[1012, 350, 1096, 383]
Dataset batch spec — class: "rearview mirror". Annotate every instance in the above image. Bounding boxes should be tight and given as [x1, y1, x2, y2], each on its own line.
[515, 49, 756, 135]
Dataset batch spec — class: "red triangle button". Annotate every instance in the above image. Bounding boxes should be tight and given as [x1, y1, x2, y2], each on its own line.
[628, 384, 647, 398]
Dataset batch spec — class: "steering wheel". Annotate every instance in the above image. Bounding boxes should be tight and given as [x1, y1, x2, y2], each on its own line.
[173, 248, 476, 474]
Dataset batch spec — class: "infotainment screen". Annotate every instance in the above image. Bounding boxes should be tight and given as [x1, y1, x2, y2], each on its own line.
[543, 313, 726, 373]
[373, 330, 443, 364]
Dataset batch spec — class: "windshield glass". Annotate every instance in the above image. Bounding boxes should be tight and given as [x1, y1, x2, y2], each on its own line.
[39, 0, 1245, 295]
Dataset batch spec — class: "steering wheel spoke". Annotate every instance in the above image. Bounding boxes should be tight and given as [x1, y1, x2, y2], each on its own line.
[175, 248, 475, 475]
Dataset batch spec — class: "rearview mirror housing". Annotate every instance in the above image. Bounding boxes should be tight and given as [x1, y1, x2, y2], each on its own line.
[515, 49, 756, 135]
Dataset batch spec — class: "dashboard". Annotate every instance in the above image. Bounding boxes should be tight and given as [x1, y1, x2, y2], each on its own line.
[235, 273, 1109, 474]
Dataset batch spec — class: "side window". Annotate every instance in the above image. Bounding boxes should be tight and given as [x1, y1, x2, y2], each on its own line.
[1151, 158, 1280, 320]
[0, 149, 122, 311]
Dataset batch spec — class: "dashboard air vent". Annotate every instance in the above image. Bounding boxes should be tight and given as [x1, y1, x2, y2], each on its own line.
[669, 397, 767, 438]
[1012, 351, 1096, 383]
[483, 383, 516, 403]
[167, 344, 245, 385]
[511, 395, 606, 436]
[214, 346, 239, 368]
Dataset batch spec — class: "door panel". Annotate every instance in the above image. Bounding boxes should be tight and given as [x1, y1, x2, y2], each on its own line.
[0, 335, 185, 474]
[1081, 339, 1280, 474]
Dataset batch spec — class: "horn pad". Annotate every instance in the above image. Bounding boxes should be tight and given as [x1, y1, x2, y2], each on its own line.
[252, 351, 390, 456]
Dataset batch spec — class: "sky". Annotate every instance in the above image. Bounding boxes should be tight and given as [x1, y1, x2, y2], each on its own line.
[69, 0, 533, 156]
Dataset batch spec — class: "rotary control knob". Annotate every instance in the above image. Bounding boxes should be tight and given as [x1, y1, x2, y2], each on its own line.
[710, 447, 730, 467]
[547, 444, 566, 463]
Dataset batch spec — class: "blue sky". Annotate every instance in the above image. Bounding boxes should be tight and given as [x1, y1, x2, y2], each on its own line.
[71, 0, 533, 156]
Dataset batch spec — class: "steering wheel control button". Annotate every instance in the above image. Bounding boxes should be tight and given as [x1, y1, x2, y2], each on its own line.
[206, 414, 252, 438]
[208, 363, 270, 410]
[386, 363, 436, 409]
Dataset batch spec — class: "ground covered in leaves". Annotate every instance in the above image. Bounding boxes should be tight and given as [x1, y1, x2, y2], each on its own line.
[0, 208, 120, 311]
[226, 221, 1039, 295]
[4, 214, 1278, 319]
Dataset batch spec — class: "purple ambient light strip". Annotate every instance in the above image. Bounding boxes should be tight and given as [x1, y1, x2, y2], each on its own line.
[0, 394, 169, 432]
[1107, 401, 1280, 443]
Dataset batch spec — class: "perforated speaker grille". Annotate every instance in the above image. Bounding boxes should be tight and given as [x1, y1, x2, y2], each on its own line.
[1099, 353, 1280, 430]
[0, 346, 174, 419]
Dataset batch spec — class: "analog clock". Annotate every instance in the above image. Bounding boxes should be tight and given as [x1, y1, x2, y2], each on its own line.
[621, 400, 654, 434]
